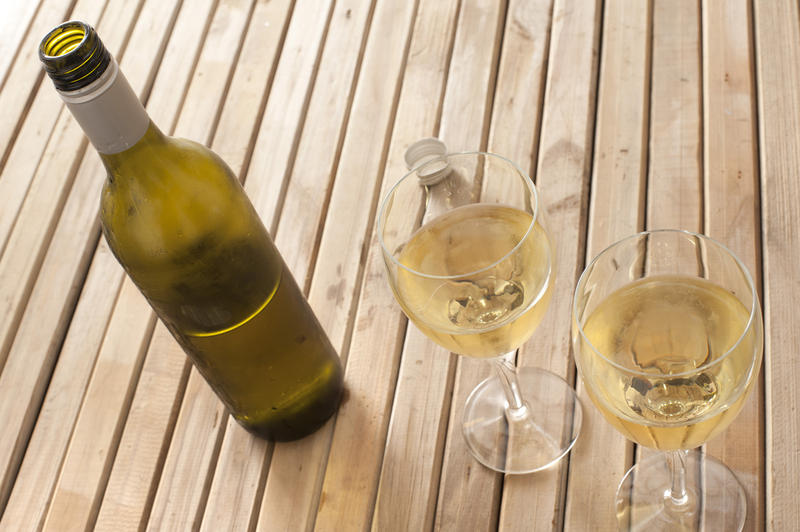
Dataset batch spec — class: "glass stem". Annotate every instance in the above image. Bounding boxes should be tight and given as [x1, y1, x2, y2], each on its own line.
[666, 449, 690, 509]
[492, 354, 528, 419]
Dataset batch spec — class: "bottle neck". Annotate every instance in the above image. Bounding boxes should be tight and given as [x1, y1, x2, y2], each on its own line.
[39, 21, 150, 154]
[57, 57, 150, 154]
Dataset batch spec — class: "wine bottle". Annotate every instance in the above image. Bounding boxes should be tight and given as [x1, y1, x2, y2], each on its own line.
[39, 20, 343, 441]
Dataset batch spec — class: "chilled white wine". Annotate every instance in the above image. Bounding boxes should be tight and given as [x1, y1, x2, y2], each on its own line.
[393, 203, 552, 358]
[40, 21, 343, 440]
[577, 275, 760, 450]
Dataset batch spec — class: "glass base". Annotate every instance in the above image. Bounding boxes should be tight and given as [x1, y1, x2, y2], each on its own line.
[461, 367, 582, 474]
[616, 451, 746, 531]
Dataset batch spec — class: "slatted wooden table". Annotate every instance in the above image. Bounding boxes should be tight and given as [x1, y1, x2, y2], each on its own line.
[0, 0, 798, 530]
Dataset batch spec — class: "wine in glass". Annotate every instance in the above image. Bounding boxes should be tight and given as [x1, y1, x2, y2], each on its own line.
[379, 147, 582, 474]
[572, 230, 763, 530]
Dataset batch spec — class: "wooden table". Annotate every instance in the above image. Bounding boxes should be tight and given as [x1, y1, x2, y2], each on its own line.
[1, 0, 797, 530]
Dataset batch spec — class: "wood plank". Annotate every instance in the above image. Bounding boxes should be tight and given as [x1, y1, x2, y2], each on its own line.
[0, 0, 111, 360]
[0, 0, 123, 251]
[3, 0, 219, 527]
[752, 1, 800, 530]
[275, 0, 375, 289]
[193, 2, 294, 530]
[498, 0, 601, 528]
[198, 418, 269, 532]
[108, 2, 263, 530]
[0, 0, 186, 525]
[354, 2, 459, 531]
[702, 1, 763, 530]
[143, 363, 228, 532]
[0, 0, 150, 512]
[0, 242, 120, 531]
[634, 0, 702, 522]
[647, 0, 701, 232]
[142, 0, 338, 529]
[41, 279, 156, 532]
[310, 0, 457, 529]
[0, 0, 77, 176]
[258, 0, 419, 529]
[0, 0, 42, 90]
[241, 0, 336, 235]
[487, 2, 556, 530]
[427, 1, 508, 530]
[94, 326, 189, 531]
[564, 0, 651, 530]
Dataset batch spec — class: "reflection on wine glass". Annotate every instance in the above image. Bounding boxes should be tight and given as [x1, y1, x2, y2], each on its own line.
[572, 230, 763, 531]
[379, 148, 582, 474]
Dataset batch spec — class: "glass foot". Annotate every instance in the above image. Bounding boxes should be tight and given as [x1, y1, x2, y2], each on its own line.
[616, 451, 746, 531]
[461, 367, 582, 474]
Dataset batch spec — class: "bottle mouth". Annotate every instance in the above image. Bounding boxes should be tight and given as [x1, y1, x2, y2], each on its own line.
[39, 20, 110, 91]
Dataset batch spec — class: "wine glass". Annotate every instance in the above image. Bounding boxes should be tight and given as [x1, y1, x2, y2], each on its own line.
[378, 148, 582, 474]
[572, 230, 763, 530]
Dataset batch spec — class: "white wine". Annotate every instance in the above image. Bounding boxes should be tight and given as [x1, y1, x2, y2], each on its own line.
[577, 275, 760, 450]
[40, 21, 343, 441]
[394, 203, 552, 358]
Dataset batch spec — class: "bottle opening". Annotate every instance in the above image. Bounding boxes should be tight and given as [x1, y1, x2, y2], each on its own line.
[41, 24, 86, 57]
[39, 21, 110, 91]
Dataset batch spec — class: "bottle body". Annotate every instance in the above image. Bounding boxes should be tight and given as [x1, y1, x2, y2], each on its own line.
[41, 21, 343, 441]
[99, 125, 343, 440]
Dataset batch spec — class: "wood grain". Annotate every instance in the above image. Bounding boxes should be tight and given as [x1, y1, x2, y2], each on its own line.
[753, 1, 800, 530]
[262, 0, 420, 528]
[314, 0, 458, 529]
[702, 1, 763, 530]
[647, 0, 701, 232]
[0, 0, 790, 529]
[0, 0, 150, 514]
[432, 0, 506, 529]
[499, 0, 601, 528]
[565, 0, 651, 530]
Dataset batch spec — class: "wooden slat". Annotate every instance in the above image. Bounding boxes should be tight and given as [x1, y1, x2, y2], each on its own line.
[564, 0, 651, 530]
[91, 2, 219, 527]
[486, 2, 556, 529]
[429, 1, 507, 530]
[634, 0, 702, 522]
[0, 0, 75, 178]
[4, 0, 219, 528]
[200, 0, 374, 528]
[137, 0, 336, 529]
[241, 0, 336, 235]
[41, 282, 155, 531]
[0, 242, 120, 531]
[647, 0, 701, 232]
[752, 1, 800, 530]
[275, 0, 375, 288]
[115, 2, 262, 530]
[498, 0, 600, 528]
[0, 0, 42, 90]
[194, 2, 294, 530]
[310, 0, 457, 529]
[259, 0, 420, 528]
[0, 0, 110, 362]
[702, 1, 763, 530]
[0, 0, 147, 513]
[0, 0, 186, 526]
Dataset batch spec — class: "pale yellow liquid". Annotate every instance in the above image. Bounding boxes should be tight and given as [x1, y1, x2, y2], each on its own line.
[578, 275, 760, 450]
[394, 204, 553, 358]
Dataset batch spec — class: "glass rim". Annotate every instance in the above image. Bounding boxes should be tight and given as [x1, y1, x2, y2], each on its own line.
[572, 229, 760, 378]
[377, 151, 541, 281]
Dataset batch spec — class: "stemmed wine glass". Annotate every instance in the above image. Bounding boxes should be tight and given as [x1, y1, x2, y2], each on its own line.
[378, 147, 582, 474]
[572, 230, 763, 530]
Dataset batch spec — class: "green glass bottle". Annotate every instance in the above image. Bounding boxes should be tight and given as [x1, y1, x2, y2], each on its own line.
[39, 21, 343, 441]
